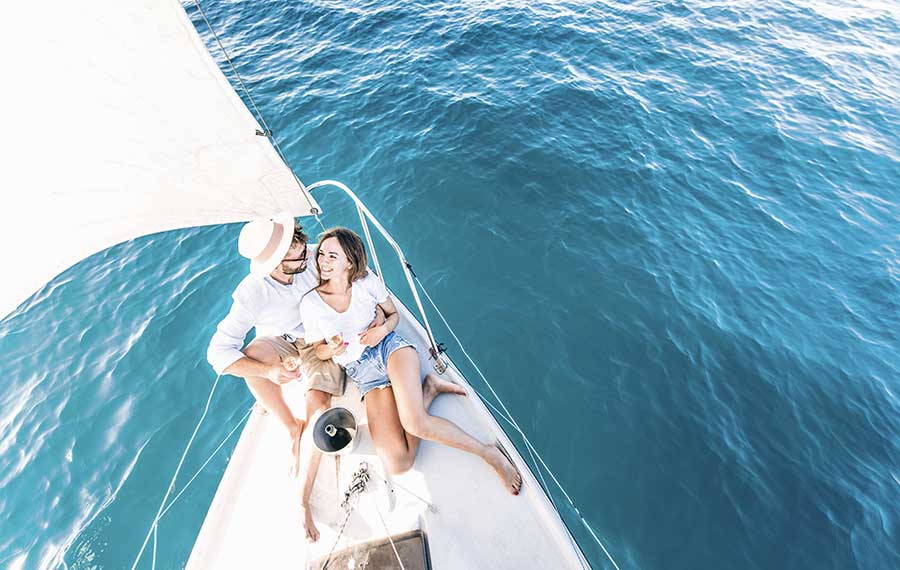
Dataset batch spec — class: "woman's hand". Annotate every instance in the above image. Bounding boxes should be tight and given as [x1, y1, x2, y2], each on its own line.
[327, 334, 348, 356]
[315, 335, 348, 361]
[359, 324, 389, 347]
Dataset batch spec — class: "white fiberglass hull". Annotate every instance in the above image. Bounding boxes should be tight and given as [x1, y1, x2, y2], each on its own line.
[187, 296, 589, 569]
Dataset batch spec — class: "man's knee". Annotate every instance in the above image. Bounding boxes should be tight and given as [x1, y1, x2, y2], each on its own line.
[303, 357, 343, 380]
[244, 341, 279, 364]
[306, 389, 332, 412]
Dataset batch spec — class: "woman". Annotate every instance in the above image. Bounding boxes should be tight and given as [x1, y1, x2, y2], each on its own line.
[297, 227, 521, 541]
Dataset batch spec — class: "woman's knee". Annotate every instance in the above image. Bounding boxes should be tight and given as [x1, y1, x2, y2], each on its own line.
[400, 412, 432, 439]
[384, 452, 415, 475]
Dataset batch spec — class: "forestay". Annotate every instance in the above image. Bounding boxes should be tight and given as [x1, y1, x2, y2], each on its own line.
[0, 0, 319, 319]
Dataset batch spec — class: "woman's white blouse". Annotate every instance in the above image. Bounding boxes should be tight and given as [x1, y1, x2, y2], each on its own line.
[299, 272, 388, 366]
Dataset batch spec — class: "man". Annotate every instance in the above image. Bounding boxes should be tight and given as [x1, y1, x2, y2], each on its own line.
[207, 213, 379, 475]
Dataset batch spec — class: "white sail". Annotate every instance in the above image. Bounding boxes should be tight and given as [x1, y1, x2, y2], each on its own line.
[0, 0, 319, 319]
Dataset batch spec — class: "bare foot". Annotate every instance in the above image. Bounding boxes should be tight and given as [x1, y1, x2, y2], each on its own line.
[423, 373, 467, 406]
[485, 444, 523, 495]
[302, 508, 320, 543]
[288, 418, 306, 478]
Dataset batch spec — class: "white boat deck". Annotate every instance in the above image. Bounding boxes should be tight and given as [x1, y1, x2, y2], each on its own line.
[187, 299, 588, 569]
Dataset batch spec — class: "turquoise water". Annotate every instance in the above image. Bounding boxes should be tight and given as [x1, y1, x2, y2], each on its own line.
[2, 1, 899, 568]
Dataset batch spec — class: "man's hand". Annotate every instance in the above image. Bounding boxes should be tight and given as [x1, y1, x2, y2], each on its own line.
[368, 305, 387, 330]
[265, 362, 302, 385]
[359, 324, 389, 348]
[302, 507, 320, 543]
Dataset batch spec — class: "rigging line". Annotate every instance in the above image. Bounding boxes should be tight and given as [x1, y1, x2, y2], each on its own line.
[471, 386, 583, 570]
[469, 393, 604, 570]
[436, 367, 589, 569]
[158, 405, 254, 520]
[479, 393, 516, 429]
[406, 276, 556, 508]
[519, 436, 620, 570]
[130, 373, 224, 570]
[477, 396, 550, 495]
[313, 210, 327, 234]
[321, 492, 360, 570]
[467, 382, 559, 519]
[387, 477, 436, 513]
[190, 0, 316, 212]
[373, 502, 407, 570]
[152, 526, 158, 570]
[413, 275, 621, 570]
[412, 277, 558, 512]
[522, 427, 556, 507]
[413, 276, 522, 427]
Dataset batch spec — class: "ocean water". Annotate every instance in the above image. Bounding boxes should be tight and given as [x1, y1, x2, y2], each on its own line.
[2, 0, 899, 568]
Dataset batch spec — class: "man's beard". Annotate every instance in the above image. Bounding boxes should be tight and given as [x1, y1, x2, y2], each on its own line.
[282, 262, 307, 275]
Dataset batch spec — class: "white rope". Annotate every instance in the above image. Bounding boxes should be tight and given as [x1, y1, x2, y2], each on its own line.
[464, 385, 556, 507]
[413, 276, 621, 570]
[373, 501, 406, 570]
[314, 211, 327, 234]
[388, 478, 437, 513]
[151, 526, 157, 570]
[130, 373, 223, 570]
[158, 405, 254, 519]
[321, 489, 361, 569]
[464, 380, 584, 569]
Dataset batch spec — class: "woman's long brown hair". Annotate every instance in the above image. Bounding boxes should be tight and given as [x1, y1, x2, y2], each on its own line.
[315, 227, 369, 289]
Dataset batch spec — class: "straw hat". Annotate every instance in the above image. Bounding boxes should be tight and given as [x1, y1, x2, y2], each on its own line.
[238, 212, 296, 277]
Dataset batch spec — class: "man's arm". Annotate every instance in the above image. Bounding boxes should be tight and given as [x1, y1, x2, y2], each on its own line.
[207, 299, 299, 384]
[224, 354, 300, 384]
[369, 304, 386, 328]
[358, 298, 399, 347]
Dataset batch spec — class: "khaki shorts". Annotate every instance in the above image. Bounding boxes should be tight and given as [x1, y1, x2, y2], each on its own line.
[251, 334, 345, 396]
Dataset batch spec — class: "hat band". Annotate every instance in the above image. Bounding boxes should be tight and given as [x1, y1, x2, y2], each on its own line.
[255, 223, 285, 262]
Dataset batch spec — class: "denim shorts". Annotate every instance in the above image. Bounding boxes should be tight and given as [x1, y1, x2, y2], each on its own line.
[345, 332, 415, 399]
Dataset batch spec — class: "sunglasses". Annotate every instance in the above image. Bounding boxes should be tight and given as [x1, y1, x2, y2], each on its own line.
[282, 244, 308, 263]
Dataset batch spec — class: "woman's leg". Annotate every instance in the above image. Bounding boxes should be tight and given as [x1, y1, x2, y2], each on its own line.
[365, 387, 419, 475]
[364, 373, 463, 475]
[386, 347, 522, 494]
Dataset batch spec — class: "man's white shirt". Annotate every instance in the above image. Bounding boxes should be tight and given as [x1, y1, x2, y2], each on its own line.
[207, 245, 319, 374]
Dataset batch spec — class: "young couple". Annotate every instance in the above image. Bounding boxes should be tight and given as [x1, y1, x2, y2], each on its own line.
[207, 215, 521, 542]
